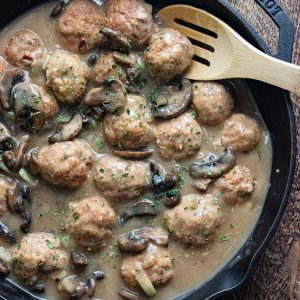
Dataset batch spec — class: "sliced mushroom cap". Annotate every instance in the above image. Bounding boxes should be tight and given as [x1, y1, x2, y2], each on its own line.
[49, 0, 66, 18]
[118, 227, 168, 253]
[71, 250, 88, 268]
[84, 79, 127, 113]
[190, 147, 236, 179]
[0, 122, 16, 151]
[151, 78, 192, 120]
[0, 68, 25, 110]
[112, 51, 136, 66]
[118, 287, 146, 300]
[0, 220, 16, 245]
[13, 83, 45, 132]
[112, 149, 153, 160]
[120, 199, 159, 225]
[101, 27, 131, 52]
[49, 113, 83, 144]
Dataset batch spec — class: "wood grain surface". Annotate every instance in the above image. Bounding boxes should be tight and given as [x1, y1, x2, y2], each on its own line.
[221, 1, 300, 299]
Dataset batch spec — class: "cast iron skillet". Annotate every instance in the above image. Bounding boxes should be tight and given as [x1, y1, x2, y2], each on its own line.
[0, 0, 296, 299]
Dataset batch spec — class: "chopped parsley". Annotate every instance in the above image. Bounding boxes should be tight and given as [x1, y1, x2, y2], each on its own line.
[220, 235, 230, 241]
[98, 140, 105, 150]
[45, 239, 55, 249]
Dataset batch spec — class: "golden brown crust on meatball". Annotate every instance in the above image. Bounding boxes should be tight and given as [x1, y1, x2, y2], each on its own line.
[213, 113, 262, 152]
[56, 0, 105, 53]
[0, 176, 9, 217]
[6, 30, 45, 69]
[0, 56, 7, 74]
[192, 81, 234, 126]
[103, 94, 153, 149]
[145, 28, 194, 83]
[30, 140, 94, 189]
[154, 112, 203, 161]
[46, 50, 89, 104]
[121, 244, 174, 288]
[105, 0, 154, 49]
[12, 233, 68, 285]
[94, 155, 151, 200]
[66, 196, 117, 251]
[164, 194, 222, 246]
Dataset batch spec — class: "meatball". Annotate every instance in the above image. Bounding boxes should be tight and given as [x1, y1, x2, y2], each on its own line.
[94, 155, 151, 200]
[38, 87, 59, 119]
[105, 0, 154, 49]
[154, 112, 203, 160]
[164, 194, 222, 246]
[5, 30, 45, 69]
[192, 81, 234, 126]
[56, 0, 105, 53]
[66, 196, 117, 251]
[145, 28, 194, 83]
[213, 114, 262, 152]
[0, 56, 7, 74]
[30, 140, 94, 189]
[92, 52, 126, 86]
[45, 50, 89, 103]
[214, 166, 255, 204]
[12, 233, 68, 285]
[0, 176, 9, 217]
[121, 244, 174, 288]
[104, 94, 153, 149]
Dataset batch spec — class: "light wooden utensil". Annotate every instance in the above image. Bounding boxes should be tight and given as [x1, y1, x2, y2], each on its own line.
[158, 5, 300, 95]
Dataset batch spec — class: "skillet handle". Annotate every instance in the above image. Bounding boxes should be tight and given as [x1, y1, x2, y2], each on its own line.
[254, 0, 295, 62]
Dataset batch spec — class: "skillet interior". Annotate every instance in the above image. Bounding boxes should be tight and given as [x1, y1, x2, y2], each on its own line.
[0, 1, 296, 300]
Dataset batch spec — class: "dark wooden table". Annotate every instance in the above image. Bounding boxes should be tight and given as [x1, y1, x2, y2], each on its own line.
[220, 1, 300, 299]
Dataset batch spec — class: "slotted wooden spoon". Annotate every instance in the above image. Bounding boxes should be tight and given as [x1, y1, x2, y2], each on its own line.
[158, 5, 300, 95]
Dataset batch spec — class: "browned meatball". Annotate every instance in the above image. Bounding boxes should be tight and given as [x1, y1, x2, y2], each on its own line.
[29, 140, 94, 189]
[12, 233, 68, 285]
[38, 87, 59, 119]
[45, 50, 89, 104]
[192, 81, 234, 126]
[104, 94, 153, 149]
[5, 30, 45, 69]
[214, 166, 255, 204]
[154, 112, 203, 160]
[164, 194, 222, 246]
[94, 155, 151, 200]
[105, 0, 154, 49]
[213, 114, 262, 152]
[92, 52, 127, 86]
[0, 56, 7, 74]
[121, 244, 174, 288]
[0, 176, 9, 217]
[66, 196, 117, 251]
[56, 0, 105, 53]
[145, 28, 194, 83]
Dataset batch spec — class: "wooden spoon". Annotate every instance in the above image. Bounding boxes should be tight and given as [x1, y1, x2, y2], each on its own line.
[158, 5, 300, 95]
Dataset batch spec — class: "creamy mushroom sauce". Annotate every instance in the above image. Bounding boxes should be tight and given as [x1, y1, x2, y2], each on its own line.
[0, 1, 272, 300]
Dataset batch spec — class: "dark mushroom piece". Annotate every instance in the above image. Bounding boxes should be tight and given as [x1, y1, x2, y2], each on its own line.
[165, 189, 181, 207]
[151, 78, 192, 120]
[49, 113, 83, 144]
[70, 281, 88, 299]
[0, 122, 16, 151]
[87, 53, 98, 67]
[120, 199, 159, 225]
[0, 259, 10, 277]
[31, 284, 45, 294]
[71, 250, 88, 268]
[190, 147, 236, 179]
[92, 270, 105, 280]
[49, 0, 66, 18]
[100, 27, 131, 52]
[0, 220, 16, 245]
[84, 79, 126, 113]
[118, 287, 146, 300]
[112, 149, 153, 160]
[13, 83, 45, 132]
[0, 68, 25, 110]
[86, 278, 96, 297]
[118, 227, 168, 253]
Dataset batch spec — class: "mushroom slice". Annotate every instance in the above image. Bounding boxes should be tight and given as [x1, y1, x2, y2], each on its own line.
[84, 79, 126, 113]
[0, 122, 16, 151]
[50, 1, 66, 18]
[71, 250, 88, 268]
[112, 51, 136, 66]
[49, 113, 83, 144]
[190, 147, 236, 179]
[120, 199, 159, 225]
[13, 83, 45, 132]
[0, 220, 16, 245]
[28, 148, 40, 175]
[100, 27, 131, 52]
[118, 287, 146, 300]
[151, 78, 192, 120]
[0, 68, 25, 110]
[112, 149, 153, 160]
[118, 227, 168, 253]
